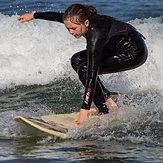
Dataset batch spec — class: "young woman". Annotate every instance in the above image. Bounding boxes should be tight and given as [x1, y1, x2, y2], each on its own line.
[18, 4, 148, 125]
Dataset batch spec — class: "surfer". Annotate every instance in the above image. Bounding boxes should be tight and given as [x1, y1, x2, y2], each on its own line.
[18, 4, 148, 125]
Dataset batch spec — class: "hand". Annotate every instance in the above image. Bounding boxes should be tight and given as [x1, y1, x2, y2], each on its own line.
[18, 13, 34, 23]
[74, 109, 89, 126]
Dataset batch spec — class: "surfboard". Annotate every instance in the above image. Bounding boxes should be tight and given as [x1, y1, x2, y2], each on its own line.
[15, 112, 81, 138]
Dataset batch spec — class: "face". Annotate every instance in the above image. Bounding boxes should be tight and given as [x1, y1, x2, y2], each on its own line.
[64, 17, 89, 38]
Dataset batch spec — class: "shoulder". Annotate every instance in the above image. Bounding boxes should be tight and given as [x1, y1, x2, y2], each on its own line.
[89, 14, 113, 29]
[86, 15, 113, 43]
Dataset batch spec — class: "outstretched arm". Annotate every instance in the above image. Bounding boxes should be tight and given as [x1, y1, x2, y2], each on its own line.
[18, 12, 64, 23]
[34, 12, 63, 23]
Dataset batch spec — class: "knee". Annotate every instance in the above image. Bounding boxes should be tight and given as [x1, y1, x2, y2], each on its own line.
[71, 50, 87, 72]
[77, 63, 87, 81]
[77, 63, 87, 75]
[71, 53, 80, 72]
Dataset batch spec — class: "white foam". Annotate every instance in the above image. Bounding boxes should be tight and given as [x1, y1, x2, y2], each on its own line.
[0, 14, 85, 88]
[127, 17, 163, 93]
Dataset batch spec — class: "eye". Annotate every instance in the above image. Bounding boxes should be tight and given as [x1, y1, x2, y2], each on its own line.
[70, 27, 76, 30]
[66, 27, 76, 31]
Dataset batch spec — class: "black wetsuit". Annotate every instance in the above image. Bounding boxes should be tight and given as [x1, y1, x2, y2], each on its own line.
[34, 12, 148, 113]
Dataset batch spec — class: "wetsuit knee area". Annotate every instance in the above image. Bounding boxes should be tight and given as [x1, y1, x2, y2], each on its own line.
[71, 50, 87, 72]
[71, 55, 81, 72]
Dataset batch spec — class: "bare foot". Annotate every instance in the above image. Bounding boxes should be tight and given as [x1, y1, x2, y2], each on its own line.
[105, 98, 118, 112]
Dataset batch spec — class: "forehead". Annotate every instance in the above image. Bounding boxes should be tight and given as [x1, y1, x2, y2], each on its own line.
[64, 18, 80, 28]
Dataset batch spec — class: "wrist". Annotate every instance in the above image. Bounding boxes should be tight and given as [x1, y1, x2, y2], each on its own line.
[32, 13, 35, 19]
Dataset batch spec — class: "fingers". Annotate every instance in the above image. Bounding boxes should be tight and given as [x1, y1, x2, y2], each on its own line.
[18, 16, 26, 23]
[74, 118, 80, 126]
[74, 109, 89, 126]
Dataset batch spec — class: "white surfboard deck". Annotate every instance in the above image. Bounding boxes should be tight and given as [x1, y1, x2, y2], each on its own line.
[15, 112, 81, 138]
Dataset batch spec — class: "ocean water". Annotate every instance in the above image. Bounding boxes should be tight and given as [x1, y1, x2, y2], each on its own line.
[0, 0, 163, 162]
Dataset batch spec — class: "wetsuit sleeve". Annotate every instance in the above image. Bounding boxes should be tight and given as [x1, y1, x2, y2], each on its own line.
[34, 12, 64, 23]
[81, 27, 106, 110]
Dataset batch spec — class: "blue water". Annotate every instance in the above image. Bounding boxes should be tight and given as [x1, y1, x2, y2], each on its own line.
[0, 0, 163, 162]
[1, 0, 163, 21]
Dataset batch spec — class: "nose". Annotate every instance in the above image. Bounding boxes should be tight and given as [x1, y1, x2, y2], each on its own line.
[69, 29, 74, 35]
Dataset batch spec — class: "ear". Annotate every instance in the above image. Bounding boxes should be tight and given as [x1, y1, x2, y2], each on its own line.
[84, 19, 90, 27]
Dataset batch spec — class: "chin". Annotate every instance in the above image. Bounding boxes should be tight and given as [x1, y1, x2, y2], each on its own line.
[74, 35, 81, 39]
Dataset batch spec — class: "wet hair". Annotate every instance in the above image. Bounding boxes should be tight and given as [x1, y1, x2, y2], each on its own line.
[63, 4, 97, 24]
